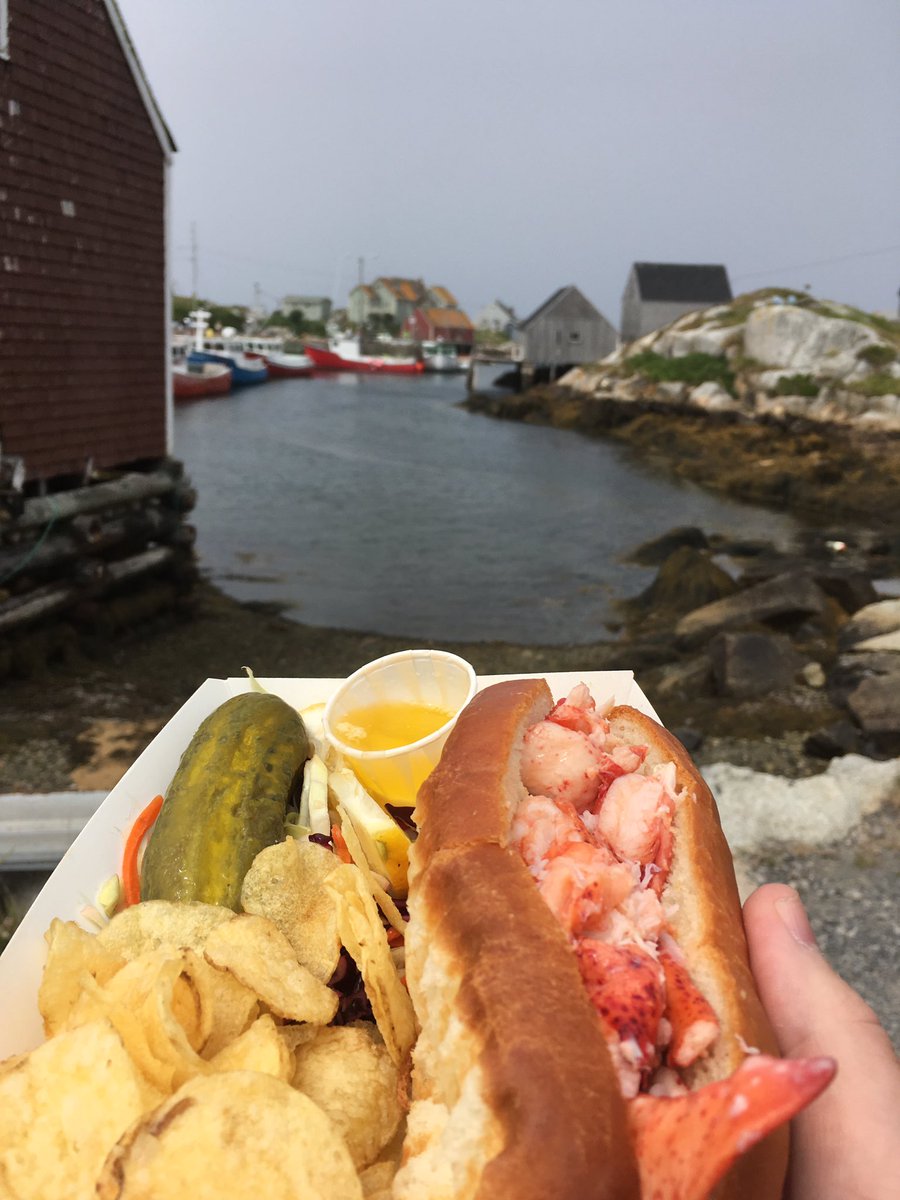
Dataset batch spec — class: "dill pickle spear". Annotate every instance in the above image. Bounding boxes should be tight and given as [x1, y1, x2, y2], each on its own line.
[140, 692, 310, 910]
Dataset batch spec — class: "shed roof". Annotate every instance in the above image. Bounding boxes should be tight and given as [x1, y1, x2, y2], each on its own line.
[521, 285, 605, 329]
[428, 285, 458, 307]
[105, 0, 176, 158]
[631, 262, 732, 303]
[420, 307, 473, 330]
[377, 277, 425, 302]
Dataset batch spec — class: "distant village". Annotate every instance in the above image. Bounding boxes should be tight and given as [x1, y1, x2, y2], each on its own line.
[179, 262, 735, 381]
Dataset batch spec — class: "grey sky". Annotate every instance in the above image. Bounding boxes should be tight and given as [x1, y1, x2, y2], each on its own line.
[119, 0, 900, 324]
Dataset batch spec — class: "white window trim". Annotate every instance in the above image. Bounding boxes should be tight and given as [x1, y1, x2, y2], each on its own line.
[0, 1, 9, 61]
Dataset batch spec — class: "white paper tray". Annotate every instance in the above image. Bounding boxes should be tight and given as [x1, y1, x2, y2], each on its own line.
[0, 670, 657, 1058]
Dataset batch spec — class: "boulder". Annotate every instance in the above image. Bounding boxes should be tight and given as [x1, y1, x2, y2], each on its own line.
[812, 568, 879, 615]
[846, 673, 900, 751]
[804, 719, 863, 760]
[628, 526, 710, 565]
[676, 571, 828, 645]
[632, 547, 737, 616]
[710, 632, 803, 698]
[839, 598, 900, 649]
[688, 381, 737, 412]
[702, 754, 900, 850]
[654, 325, 739, 359]
[744, 305, 884, 380]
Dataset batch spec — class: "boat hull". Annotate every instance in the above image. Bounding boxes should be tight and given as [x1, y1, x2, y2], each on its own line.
[173, 362, 233, 400]
[304, 344, 424, 374]
[188, 350, 268, 386]
[264, 353, 314, 378]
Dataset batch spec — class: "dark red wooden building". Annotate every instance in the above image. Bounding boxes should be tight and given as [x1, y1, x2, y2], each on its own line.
[402, 307, 475, 352]
[0, 0, 175, 486]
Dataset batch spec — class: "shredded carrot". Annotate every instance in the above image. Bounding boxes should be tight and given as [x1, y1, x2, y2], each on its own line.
[331, 823, 353, 864]
[122, 795, 164, 907]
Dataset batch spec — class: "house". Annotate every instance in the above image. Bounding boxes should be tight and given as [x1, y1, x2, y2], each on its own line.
[348, 277, 426, 330]
[475, 300, 518, 337]
[281, 295, 332, 324]
[620, 262, 732, 342]
[424, 285, 457, 309]
[516, 286, 617, 372]
[0, 0, 176, 485]
[402, 308, 475, 352]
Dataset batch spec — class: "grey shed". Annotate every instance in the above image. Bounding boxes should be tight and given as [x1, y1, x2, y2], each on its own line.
[517, 285, 618, 370]
[620, 263, 732, 342]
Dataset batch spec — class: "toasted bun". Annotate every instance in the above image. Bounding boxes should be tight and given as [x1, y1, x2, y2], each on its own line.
[607, 706, 787, 1199]
[398, 683, 786, 1199]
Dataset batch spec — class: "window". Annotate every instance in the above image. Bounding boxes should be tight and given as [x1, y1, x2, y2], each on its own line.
[569, 330, 582, 345]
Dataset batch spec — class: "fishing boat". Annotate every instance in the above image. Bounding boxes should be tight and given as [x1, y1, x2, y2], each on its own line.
[304, 336, 424, 374]
[421, 340, 466, 374]
[172, 360, 233, 400]
[188, 348, 268, 386]
[263, 351, 314, 378]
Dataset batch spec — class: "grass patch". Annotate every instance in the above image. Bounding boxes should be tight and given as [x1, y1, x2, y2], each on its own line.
[626, 350, 735, 394]
[848, 373, 899, 398]
[857, 343, 896, 368]
[774, 374, 819, 397]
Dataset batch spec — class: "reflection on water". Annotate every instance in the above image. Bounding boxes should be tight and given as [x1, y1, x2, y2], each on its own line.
[174, 373, 800, 644]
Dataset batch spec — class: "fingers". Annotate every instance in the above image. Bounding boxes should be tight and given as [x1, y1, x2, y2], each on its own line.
[743, 883, 900, 1200]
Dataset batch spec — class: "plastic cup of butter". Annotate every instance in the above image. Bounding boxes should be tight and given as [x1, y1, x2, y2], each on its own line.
[323, 649, 477, 809]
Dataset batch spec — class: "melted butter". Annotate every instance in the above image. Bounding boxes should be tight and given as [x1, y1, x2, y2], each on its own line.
[336, 700, 453, 752]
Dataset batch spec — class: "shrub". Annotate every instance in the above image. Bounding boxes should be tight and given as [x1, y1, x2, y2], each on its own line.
[850, 373, 898, 398]
[857, 343, 896, 368]
[626, 351, 735, 394]
[774, 374, 819, 397]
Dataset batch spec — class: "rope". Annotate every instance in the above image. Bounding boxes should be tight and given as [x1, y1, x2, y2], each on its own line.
[0, 498, 61, 587]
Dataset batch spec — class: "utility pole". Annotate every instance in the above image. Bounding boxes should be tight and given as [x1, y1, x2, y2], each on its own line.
[190, 222, 199, 301]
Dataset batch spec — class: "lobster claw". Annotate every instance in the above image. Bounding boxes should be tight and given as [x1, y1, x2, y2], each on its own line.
[628, 1053, 836, 1200]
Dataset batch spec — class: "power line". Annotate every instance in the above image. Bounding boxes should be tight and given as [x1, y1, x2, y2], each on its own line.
[732, 242, 900, 283]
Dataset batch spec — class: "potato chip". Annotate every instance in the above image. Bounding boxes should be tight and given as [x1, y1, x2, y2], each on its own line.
[359, 1160, 400, 1200]
[292, 1023, 402, 1169]
[63, 951, 211, 1094]
[326, 864, 416, 1065]
[0, 1020, 156, 1199]
[38, 918, 125, 1035]
[209, 1012, 293, 1081]
[98, 900, 233, 960]
[240, 838, 342, 981]
[204, 913, 339, 1025]
[182, 952, 260, 1059]
[96, 1070, 363, 1199]
[335, 805, 407, 935]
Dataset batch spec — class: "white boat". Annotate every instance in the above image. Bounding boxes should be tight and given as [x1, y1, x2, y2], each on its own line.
[421, 340, 466, 373]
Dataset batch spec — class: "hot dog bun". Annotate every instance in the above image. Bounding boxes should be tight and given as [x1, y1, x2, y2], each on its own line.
[395, 681, 790, 1200]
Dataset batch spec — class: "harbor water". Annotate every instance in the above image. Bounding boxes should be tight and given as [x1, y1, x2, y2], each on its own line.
[173, 372, 800, 645]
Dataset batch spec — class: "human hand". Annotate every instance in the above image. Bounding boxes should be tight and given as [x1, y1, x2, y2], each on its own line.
[743, 882, 900, 1200]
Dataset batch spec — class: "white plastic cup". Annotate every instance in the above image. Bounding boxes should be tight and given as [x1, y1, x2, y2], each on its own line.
[322, 649, 477, 808]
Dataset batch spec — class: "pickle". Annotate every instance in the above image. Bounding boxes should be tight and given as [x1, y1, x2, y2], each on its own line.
[140, 692, 310, 909]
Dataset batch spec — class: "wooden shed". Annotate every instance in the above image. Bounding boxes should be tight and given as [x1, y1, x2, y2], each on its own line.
[0, 0, 176, 488]
[516, 286, 617, 376]
[403, 307, 475, 351]
[620, 262, 732, 342]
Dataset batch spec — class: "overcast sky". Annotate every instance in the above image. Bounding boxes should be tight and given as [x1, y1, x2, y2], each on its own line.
[118, 0, 900, 324]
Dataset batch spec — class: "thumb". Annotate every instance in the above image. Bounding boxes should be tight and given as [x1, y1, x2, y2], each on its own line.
[743, 883, 900, 1200]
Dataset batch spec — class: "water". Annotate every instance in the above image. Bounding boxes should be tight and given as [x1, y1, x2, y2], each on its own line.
[173, 373, 799, 644]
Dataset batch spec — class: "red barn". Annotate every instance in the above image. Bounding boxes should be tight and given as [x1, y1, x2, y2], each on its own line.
[0, 0, 175, 486]
[403, 307, 475, 352]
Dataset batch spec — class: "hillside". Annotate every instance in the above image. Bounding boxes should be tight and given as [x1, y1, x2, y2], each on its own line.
[564, 288, 900, 430]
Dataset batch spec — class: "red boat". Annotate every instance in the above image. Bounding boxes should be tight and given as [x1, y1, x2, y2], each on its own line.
[304, 337, 424, 374]
[172, 361, 233, 400]
[263, 351, 315, 378]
